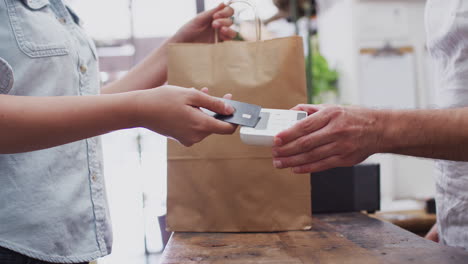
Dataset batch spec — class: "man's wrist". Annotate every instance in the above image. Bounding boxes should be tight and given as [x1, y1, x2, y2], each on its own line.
[372, 109, 398, 154]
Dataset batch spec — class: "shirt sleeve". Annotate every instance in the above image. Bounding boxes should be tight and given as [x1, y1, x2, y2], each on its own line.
[0, 57, 14, 94]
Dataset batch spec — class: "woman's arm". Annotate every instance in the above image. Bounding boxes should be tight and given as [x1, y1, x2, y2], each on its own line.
[101, 39, 171, 94]
[0, 93, 130, 153]
[102, 3, 236, 94]
[0, 86, 235, 154]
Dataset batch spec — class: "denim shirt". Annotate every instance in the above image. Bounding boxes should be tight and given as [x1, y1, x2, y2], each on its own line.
[0, 0, 112, 262]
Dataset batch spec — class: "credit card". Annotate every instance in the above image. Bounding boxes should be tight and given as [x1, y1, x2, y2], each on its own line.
[202, 99, 262, 127]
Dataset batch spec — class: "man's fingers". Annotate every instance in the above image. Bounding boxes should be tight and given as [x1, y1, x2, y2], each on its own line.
[190, 91, 235, 115]
[273, 124, 307, 147]
[291, 104, 323, 114]
[213, 6, 235, 20]
[291, 155, 342, 174]
[223, 93, 233, 100]
[201, 87, 209, 94]
[273, 143, 337, 169]
[273, 131, 331, 158]
[425, 224, 439, 242]
[274, 111, 330, 147]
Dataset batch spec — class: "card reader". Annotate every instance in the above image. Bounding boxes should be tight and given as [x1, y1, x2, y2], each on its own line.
[240, 109, 308, 146]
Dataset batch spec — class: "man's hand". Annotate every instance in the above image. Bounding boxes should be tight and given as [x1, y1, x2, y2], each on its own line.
[425, 223, 439, 242]
[133, 85, 237, 147]
[272, 104, 381, 173]
[173, 3, 237, 43]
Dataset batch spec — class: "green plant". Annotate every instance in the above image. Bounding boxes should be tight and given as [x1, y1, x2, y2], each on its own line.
[306, 36, 339, 104]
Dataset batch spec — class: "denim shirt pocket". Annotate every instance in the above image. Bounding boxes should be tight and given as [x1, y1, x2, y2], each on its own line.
[5, 0, 70, 58]
[0, 57, 14, 94]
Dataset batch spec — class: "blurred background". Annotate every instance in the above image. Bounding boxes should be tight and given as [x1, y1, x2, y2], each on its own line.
[65, 0, 435, 263]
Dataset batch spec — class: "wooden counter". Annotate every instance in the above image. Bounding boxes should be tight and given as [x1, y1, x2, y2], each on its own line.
[160, 212, 468, 264]
[372, 210, 437, 236]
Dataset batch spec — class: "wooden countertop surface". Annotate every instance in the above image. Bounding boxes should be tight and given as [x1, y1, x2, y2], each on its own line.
[160, 212, 468, 264]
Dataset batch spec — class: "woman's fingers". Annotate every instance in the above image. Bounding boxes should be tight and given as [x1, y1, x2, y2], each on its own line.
[213, 6, 234, 20]
[213, 18, 233, 29]
[200, 87, 232, 100]
[219, 27, 237, 40]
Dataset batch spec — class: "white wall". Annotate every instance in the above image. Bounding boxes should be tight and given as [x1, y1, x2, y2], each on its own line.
[317, 0, 436, 205]
[317, 0, 360, 104]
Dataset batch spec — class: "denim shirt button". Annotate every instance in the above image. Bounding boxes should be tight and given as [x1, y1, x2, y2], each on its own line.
[91, 174, 97, 182]
[58, 17, 67, 24]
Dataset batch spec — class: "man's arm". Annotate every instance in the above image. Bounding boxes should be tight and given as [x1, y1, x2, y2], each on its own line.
[0, 86, 235, 154]
[379, 107, 468, 160]
[271, 104, 468, 173]
[425, 223, 439, 242]
[102, 3, 235, 94]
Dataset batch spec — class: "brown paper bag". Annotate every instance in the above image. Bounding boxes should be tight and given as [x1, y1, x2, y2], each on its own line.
[167, 36, 312, 232]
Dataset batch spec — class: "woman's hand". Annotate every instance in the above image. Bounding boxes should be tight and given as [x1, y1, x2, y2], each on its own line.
[200, 87, 233, 100]
[0, 86, 236, 153]
[172, 3, 237, 43]
[104, 4, 237, 95]
[133, 85, 237, 146]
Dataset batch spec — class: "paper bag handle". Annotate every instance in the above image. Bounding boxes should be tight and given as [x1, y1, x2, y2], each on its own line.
[215, 0, 262, 43]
